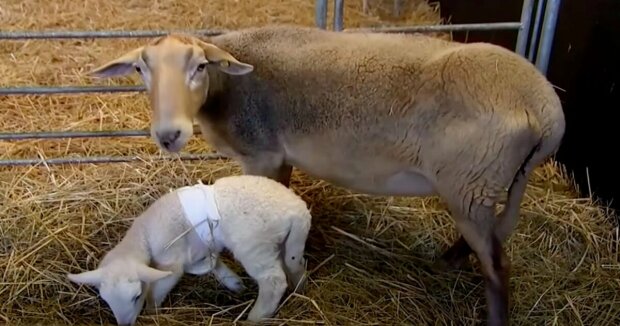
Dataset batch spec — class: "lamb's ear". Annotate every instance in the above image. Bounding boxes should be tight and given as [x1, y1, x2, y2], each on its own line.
[67, 269, 104, 286]
[88, 46, 144, 78]
[136, 265, 173, 283]
[197, 41, 254, 76]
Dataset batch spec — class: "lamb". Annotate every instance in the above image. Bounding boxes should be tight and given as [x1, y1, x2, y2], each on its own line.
[86, 25, 566, 326]
[67, 174, 312, 325]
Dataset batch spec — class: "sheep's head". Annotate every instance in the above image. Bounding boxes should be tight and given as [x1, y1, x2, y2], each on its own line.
[88, 34, 254, 153]
[67, 261, 172, 326]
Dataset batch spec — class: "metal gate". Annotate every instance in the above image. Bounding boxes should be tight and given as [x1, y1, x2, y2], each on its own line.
[0, 0, 561, 167]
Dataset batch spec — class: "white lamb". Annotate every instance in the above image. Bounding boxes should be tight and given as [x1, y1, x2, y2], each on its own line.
[67, 174, 312, 325]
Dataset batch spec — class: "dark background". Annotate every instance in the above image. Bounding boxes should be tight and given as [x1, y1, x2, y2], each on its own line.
[436, 0, 620, 216]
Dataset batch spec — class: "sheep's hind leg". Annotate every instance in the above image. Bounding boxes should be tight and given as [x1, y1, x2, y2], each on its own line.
[437, 158, 533, 272]
[442, 191, 510, 326]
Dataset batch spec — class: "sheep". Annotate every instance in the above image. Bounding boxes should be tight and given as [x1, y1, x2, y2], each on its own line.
[67, 174, 312, 325]
[86, 25, 566, 326]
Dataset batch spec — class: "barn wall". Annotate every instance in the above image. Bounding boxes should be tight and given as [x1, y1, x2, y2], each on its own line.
[437, 0, 620, 214]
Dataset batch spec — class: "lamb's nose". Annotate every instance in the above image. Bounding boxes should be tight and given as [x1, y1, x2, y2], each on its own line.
[156, 130, 181, 149]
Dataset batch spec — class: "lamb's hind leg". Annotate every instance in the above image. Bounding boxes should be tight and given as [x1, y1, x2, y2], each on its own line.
[236, 246, 288, 322]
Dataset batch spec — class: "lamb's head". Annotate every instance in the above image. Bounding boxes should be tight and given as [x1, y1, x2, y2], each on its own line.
[88, 34, 254, 153]
[67, 261, 172, 326]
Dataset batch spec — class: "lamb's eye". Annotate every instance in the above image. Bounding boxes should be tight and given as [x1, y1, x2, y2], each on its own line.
[135, 66, 142, 74]
[133, 293, 141, 303]
[196, 63, 207, 72]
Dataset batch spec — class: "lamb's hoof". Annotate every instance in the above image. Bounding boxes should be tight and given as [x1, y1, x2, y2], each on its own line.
[247, 308, 273, 324]
[289, 274, 308, 294]
[222, 277, 246, 293]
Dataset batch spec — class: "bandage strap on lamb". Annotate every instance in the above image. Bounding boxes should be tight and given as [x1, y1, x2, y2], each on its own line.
[176, 184, 222, 246]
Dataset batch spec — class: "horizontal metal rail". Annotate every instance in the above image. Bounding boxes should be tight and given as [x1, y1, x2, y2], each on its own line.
[0, 153, 226, 167]
[0, 85, 144, 95]
[0, 130, 151, 140]
[346, 22, 522, 33]
[0, 128, 202, 141]
[0, 29, 228, 40]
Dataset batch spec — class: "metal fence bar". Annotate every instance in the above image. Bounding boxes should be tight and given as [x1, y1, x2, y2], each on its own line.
[515, 0, 536, 57]
[315, 0, 328, 29]
[0, 29, 228, 40]
[527, 0, 546, 62]
[333, 0, 345, 31]
[344, 22, 522, 33]
[0, 128, 202, 141]
[0, 85, 144, 95]
[535, 0, 561, 75]
[0, 153, 227, 167]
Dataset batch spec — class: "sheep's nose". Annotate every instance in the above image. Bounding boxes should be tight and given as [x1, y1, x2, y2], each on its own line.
[156, 130, 181, 149]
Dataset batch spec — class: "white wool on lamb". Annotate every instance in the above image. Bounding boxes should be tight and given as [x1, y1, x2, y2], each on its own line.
[67, 175, 312, 325]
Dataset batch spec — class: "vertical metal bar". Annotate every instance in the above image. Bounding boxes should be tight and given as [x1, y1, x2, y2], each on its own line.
[535, 0, 561, 75]
[333, 0, 345, 31]
[528, 0, 546, 62]
[316, 0, 328, 29]
[515, 0, 535, 57]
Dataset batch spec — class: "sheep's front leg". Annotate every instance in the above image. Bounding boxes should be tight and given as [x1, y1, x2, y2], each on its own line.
[240, 154, 292, 187]
[145, 263, 184, 311]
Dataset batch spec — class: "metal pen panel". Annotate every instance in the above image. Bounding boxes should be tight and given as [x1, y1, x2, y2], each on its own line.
[1, 0, 561, 167]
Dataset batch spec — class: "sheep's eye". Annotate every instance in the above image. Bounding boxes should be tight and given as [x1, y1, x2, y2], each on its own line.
[135, 66, 142, 74]
[196, 63, 207, 72]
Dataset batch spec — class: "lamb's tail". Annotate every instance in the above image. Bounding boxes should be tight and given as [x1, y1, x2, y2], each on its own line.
[281, 211, 312, 291]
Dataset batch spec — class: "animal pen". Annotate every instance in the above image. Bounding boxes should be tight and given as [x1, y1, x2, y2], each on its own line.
[0, 0, 618, 324]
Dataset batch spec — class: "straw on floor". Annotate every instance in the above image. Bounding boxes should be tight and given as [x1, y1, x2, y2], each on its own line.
[1, 0, 619, 325]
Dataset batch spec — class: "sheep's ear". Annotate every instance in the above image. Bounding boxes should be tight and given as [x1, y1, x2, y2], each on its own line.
[67, 269, 103, 286]
[197, 41, 254, 76]
[136, 265, 173, 283]
[88, 47, 144, 78]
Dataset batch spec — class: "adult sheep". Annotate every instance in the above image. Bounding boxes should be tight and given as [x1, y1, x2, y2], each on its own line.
[88, 25, 565, 326]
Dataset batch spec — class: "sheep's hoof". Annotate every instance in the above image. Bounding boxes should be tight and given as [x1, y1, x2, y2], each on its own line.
[433, 254, 472, 272]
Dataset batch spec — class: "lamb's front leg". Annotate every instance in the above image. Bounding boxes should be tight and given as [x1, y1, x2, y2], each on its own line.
[145, 263, 184, 311]
[240, 154, 292, 187]
[211, 259, 245, 293]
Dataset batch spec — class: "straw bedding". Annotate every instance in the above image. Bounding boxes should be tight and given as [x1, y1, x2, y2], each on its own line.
[1, 0, 619, 325]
